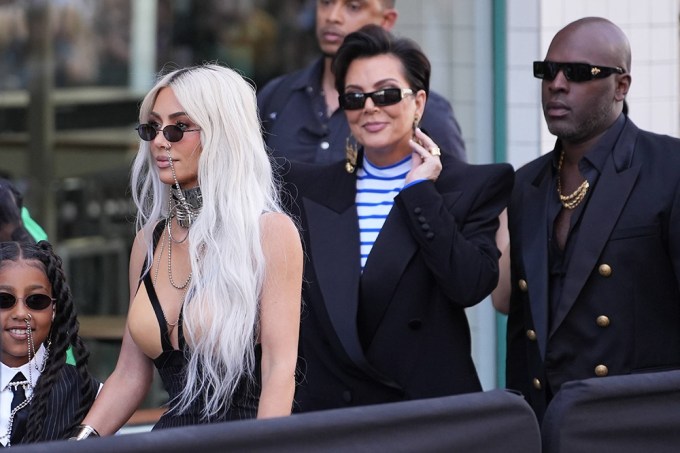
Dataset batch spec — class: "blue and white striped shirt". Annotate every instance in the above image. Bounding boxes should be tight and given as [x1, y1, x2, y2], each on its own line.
[356, 156, 413, 269]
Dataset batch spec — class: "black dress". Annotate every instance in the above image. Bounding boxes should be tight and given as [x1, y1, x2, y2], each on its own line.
[144, 222, 261, 429]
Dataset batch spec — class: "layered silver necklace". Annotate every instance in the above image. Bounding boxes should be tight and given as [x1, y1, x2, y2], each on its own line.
[169, 184, 202, 228]
[166, 148, 203, 228]
[152, 151, 203, 328]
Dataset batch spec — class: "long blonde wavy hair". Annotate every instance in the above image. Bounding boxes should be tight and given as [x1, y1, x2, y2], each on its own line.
[130, 64, 281, 417]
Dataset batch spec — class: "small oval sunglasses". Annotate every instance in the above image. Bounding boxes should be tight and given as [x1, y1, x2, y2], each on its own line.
[136, 124, 201, 142]
[0, 292, 55, 310]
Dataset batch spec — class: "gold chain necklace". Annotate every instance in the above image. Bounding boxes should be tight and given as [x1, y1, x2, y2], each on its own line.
[557, 151, 590, 209]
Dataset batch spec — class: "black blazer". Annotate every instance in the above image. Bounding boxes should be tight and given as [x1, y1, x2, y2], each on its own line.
[506, 117, 680, 421]
[282, 154, 513, 411]
[13, 365, 99, 445]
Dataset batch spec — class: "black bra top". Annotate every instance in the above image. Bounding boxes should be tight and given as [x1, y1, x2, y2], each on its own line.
[142, 220, 185, 353]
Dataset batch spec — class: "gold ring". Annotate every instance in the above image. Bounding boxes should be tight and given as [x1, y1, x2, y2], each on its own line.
[429, 146, 441, 157]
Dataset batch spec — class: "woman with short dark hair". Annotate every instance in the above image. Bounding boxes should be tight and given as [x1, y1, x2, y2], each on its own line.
[282, 24, 514, 411]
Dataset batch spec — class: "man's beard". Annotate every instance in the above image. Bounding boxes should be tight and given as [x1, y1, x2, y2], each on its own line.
[547, 102, 614, 144]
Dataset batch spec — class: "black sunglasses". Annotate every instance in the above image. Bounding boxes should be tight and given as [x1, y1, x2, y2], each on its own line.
[136, 124, 201, 142]
[0, 292, 55, 310]
[339, 88, 414, 110]
[533, 61, 625, 82]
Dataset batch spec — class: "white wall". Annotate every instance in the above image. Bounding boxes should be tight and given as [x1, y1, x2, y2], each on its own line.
[395, 0, 495, 165]
[506, 0, 543, 168]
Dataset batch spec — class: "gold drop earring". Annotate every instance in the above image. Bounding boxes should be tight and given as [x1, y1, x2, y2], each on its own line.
[345, 136, 359, 174]
[412, 114, 424, 147]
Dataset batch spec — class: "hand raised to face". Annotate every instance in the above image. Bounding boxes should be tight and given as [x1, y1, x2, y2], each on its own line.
[405, 127, 442, 185]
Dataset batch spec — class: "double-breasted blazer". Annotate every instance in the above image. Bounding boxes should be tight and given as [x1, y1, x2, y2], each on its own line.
[282, 154, 513, 411]
[506, 116, 680, 421]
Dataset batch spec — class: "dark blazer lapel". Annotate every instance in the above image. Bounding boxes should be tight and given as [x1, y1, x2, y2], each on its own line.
[358, 202, 417, 344]
[521, 158, 553, 359]
[302, 167, 403, 389]
[551, 125, 640, 335]
[304, 190, 365, 364]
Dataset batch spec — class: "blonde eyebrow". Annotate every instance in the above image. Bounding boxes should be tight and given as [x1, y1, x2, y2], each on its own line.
[147, 111, 191, 120]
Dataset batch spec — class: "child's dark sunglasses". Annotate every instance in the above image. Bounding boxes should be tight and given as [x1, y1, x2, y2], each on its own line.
[0, 292, 55, 310]
[136, 124, 201, 142]
[533, 61, 624, 82]
[339, 88, 414, 110]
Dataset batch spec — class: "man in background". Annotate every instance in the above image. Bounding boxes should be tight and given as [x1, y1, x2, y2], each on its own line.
[257, 0, 466, 164]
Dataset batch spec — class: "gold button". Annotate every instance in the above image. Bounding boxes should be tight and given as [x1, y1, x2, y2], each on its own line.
[598, 264, 612, 277]
[596, 315, 610, 327]
[595, 364, 609, 377]
[532, 378, 542, 390]
[518, 279, 528, 292]
[526, 329, 537, 341]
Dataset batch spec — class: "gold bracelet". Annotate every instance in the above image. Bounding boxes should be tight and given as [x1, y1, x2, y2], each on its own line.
[69, 424, 100, 441]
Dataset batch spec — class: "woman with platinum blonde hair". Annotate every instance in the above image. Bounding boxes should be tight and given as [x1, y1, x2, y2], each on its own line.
[77, 64, 303, 436]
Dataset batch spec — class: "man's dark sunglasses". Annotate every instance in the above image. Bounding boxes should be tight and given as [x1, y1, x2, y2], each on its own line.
[0, 292, 55, 310]
[533, 61, 625, 82]
[339, 88, 414, 110]
[136, 124, 201, 142]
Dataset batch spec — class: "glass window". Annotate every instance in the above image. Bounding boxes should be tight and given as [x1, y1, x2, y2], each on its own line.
[0, 0, 316, 93]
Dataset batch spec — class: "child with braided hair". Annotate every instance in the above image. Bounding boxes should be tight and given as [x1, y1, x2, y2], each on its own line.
[0, 240, 99, 446]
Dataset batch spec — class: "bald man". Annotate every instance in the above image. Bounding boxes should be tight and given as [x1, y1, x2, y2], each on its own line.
[506, 17, 680, 421]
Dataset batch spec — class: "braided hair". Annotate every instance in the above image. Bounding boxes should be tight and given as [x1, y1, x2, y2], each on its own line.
[0, 241, 97, 442]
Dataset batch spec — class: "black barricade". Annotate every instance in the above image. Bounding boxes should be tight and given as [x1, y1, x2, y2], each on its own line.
[542, 369, 680, 453]
[14, 389, 540, 452]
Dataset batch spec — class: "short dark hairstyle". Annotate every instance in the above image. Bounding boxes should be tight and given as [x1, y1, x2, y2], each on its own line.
[332, 24, 430, 96]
